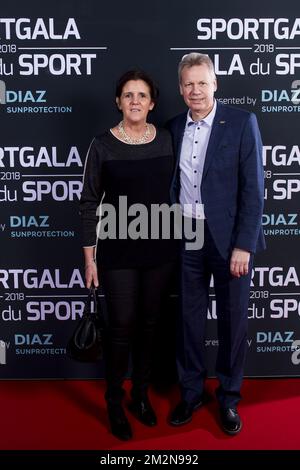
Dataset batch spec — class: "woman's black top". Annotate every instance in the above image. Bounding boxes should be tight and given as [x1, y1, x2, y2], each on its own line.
[79, 128, 178, 268]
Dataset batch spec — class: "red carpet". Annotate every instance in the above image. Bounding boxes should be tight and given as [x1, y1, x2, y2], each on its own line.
[1, 378, 300, 450]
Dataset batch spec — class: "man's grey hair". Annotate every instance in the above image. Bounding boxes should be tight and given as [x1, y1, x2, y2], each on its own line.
[178, 52, 216, 83]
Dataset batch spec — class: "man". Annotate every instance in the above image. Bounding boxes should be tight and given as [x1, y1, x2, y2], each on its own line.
[167, 53, 265, 434]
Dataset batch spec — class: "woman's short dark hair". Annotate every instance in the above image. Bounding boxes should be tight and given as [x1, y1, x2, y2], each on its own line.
[115, 69, 159, 105]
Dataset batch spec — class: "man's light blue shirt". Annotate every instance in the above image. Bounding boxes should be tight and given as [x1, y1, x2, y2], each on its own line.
[179, 100, 217, 219]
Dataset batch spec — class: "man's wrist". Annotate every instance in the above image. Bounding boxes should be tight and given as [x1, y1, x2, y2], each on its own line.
[233, 247, 250, 254]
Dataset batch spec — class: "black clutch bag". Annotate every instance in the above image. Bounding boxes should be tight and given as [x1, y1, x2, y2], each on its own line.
[67, 287, 104, 362]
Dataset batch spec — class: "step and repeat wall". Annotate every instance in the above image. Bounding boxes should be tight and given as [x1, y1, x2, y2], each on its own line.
[1, 0, 300, 378]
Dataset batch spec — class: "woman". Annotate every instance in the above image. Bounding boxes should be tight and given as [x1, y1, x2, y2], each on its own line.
[79, 70, 177, 441]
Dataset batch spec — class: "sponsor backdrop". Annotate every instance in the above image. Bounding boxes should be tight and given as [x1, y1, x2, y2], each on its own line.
[1, 0, 300, 378]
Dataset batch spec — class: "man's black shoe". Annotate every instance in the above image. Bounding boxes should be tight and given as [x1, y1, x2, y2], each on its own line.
[220, 407, 242, 435]
[128, 396, 157, 427]
[169, 399, 203, 426]
[107, 404, 132, 440]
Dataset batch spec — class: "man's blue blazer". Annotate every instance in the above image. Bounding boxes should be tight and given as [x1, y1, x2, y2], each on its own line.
[168, 101, 266, 259]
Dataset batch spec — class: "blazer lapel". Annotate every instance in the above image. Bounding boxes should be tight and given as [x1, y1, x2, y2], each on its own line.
[202, 102, 227, 180]
[174, 112, 186, 170]
[169, 112, 186, 199]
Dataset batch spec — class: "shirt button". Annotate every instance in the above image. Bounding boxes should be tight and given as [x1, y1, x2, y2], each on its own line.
[195, 141, 198, 144]
[194, 185, 197, 188]
[194, 170, 197, 173]
[195, 200, 199, 203]
[193, 156, 196, 159]
[197, 127, 200, 130]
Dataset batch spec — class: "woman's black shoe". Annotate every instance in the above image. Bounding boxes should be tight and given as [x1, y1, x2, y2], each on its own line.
[128, 396, 157, 427]
[107, 404, 132, 440]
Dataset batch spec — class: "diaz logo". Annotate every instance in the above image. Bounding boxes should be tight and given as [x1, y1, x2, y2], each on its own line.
[0, 86, 47, 105]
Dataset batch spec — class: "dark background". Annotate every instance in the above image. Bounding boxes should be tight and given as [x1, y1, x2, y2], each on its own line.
[1, 0, 300, 378]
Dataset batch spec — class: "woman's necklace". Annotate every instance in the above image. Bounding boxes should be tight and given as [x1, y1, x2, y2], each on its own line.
[118, 121, 151, 145]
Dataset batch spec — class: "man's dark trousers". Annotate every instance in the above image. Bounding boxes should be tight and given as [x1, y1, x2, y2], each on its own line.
[177, 220, 253, 408]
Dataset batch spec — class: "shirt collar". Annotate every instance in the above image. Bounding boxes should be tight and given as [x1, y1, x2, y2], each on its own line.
[186, 99, 217, 128]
